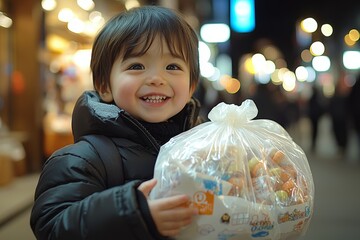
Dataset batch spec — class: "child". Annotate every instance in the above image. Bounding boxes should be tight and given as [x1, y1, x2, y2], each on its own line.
[31, 5, 201, 240]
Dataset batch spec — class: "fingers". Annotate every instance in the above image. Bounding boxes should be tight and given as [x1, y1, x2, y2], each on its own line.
[154, 194, 190, 210]
[138, 178, 157, 197]
[159, 217, 193, 237]
[152, 206, 196, 237]
[149, 195, 198, 237]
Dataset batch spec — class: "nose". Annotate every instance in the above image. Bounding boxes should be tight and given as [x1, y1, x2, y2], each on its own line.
[146, 70, 166, 86]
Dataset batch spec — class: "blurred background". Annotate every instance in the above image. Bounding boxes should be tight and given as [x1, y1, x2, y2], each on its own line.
[0, 0, 359, 239]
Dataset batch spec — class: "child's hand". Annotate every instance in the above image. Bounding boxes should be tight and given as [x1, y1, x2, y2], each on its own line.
[138, 179, 198, 237]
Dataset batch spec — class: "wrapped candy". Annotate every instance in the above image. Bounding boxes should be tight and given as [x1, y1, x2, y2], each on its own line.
[150, 100, 314, 240]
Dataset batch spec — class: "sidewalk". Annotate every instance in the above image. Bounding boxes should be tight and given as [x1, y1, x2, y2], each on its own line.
[0, 173, 38, 239]
[292, 115, 360, 239]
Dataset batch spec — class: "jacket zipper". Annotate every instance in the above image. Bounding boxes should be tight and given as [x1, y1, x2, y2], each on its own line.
[121, 113, 161, 151]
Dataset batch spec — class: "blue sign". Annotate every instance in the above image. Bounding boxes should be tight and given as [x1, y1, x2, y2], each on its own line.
[230, 0, 255, 33]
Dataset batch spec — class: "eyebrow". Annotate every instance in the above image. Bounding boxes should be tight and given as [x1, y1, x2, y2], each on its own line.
[123, 49, 186, 61]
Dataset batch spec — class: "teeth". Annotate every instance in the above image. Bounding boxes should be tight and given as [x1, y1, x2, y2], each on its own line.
[143, 95, 167, 103]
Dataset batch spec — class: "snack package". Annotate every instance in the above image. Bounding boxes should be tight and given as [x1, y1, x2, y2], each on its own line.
[150, 100, 314, 240]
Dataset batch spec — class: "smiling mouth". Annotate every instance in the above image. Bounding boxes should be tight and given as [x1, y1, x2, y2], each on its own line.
[141, 95, 168, 103]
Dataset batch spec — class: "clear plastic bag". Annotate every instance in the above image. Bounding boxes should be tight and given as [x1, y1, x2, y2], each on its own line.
[150, 100, 314, 240]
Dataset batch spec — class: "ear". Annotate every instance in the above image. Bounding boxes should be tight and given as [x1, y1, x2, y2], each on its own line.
[99, 87, 114, 103]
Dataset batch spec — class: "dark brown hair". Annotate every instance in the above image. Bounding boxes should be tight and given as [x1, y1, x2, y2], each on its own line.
[90, 5, 199, 94]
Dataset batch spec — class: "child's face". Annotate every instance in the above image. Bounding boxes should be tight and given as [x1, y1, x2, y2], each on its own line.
[107, 36, 193, 123]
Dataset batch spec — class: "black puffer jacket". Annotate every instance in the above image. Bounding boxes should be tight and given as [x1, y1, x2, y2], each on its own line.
[30, 91, 201, 240]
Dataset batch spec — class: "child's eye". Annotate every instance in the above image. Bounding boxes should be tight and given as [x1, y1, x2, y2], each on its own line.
[128, 64, 144, 70]
[166, 64, 181, 70]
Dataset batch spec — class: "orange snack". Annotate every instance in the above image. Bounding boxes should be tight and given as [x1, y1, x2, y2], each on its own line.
[282, 165, 297, 179]
[282, 179, 296, 196]
[251, 162, 266, 178]
[279, 171, 292, 183]
[269, 167, 291, 183]
[271, 150, 286, 166]
[228, 176, 245, 188]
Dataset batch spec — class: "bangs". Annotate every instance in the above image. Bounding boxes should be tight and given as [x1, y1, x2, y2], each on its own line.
[121, 15, 190, 62]
[122, 33, 188, 63]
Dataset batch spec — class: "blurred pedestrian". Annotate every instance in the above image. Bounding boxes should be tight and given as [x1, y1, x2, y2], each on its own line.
[307, 85, 325, 152]
[348, 74, 360, 159]
[329, 81, 349, 156]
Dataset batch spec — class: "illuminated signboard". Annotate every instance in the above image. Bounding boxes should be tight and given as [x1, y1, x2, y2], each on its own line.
[230, 0, 255, 33]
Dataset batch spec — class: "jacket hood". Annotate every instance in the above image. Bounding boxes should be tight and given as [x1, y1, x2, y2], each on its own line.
[71, 91, 201, 145]
[72, 91, 137, 142]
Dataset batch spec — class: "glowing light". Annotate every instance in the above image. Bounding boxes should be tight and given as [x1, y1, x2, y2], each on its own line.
[200, 62, 215, 78]
[227, 78, 241, 93]
[310, 41, 325, 56]
[0, 12, 12, 28]
[300, 17, 318, 33]
[58, 8, 74, 22]
[282, 71, 296, 92]
[252, 53, 266, 73]
[312, 56, 331, 72]
[77, 0, 95, 11]
[255, 72, 271, 84]
[68, 18, 85, 33]
[321, 24, 333, 37]
[208, 67, 221, 82]
[295, 66, 308, 82]
[344, 34, 356, 46]
[305, 67, 316, 82]
[264, 60, 276, 74]
[41, 0, 57, 11]
[73, 49, 92, 70]
[198, 41, 211, 63]
[89, 11, 103, 23]
[271, 69, 282, 85]
[244, 57, 255, 74]
[343, 51, 360, 70]
[220, 75, 241, 94]
[230, 0, 255, 32]
[277, 68, 288, 83]
[349, 29, 360, 42]
[216, 54, 232, 77]
[125, 0, 140, 10]
[46, 34, 69, 52]
[200, 23, 230, 43]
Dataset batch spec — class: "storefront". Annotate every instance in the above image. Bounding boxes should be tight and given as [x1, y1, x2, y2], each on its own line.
[0, 0, 11, 127]
[0, 0, 28, 186]
[0, 0, 197, 182]
[40, 0, 126, 157]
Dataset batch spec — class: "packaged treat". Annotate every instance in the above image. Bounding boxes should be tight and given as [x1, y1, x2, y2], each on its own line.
[150, 100, 314, 240]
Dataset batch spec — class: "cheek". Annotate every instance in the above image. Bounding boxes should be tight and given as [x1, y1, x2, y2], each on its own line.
[175, 81, 192, 99]
[111, 78, 136, 104]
